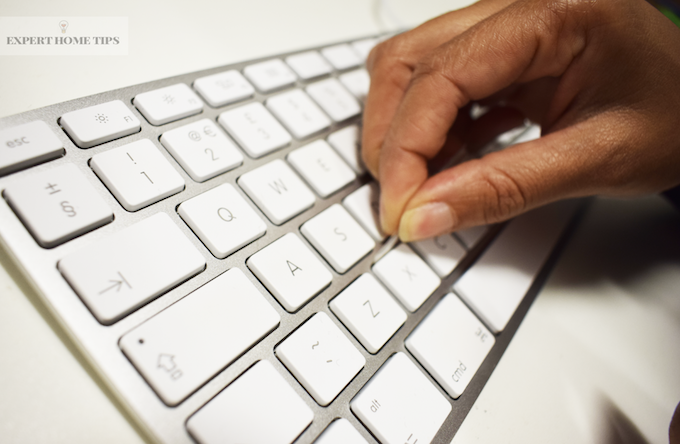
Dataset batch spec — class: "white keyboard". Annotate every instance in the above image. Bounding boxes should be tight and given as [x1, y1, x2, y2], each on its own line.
[0, 35, 581, 444]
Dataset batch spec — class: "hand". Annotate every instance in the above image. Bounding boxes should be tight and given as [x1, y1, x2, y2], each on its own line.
[362, 0, 680, 241]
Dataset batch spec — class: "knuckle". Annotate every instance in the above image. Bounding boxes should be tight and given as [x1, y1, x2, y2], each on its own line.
[477, 163, 528, 224]
[367, 36, 410, 71]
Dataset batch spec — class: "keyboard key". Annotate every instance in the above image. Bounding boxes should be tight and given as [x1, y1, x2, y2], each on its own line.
[177, 183, 267, 259]
[193, 70, 255, 107]
[285, 51, 333, 80]
[300, 204, 374, 274]
[247, 233, 332, 312]
[329, 273, 406, 354]
[405, 293, 494, 399]
[454, 225, 488, 249]
[453, 203, 573, 333]
[410, 235, 467, 278]
[187, 360, 313, 444]
[266, 89, 331, 139]
[4, 163, 112, 248]
[351, 38, 378, 61]
[90, 139, 185, 211]
[119, 268, 280, 406]
[339, 69, 370, 103]
[60, 99, 140, 148]
[321, 44, 361, 70]
[306, 78, 361, 122]
[287, 140, 356, 198]
[218, 102, 292, 158]
[58, 213, 206, 324]
[342, 182, 385, 241]
[372, 244, 441, 312]
[314, 418, 369, 444]
[133, 83, 203, 125]
[327, 124, 365, 174]
[351, 352, 451, 444]
[276, 312, 365, 406]
[0, 120, 64, 177]
[238, 159, 315, 225]
[160, 118, 243, 182]
[243, 59, 297, 93]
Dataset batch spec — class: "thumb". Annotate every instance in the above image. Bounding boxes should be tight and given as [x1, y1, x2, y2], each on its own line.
[396, 123, 599, 242]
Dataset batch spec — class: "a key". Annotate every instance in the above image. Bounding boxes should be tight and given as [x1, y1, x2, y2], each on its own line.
[285, 51, 333, 80]
[266, 89, 331, 139]
[58, 213, 206, 324]
[193, 70, 255, 107]
[300, 204, 374, 274]
[405, 293, 495, 399]
[342, 182, 385, 242]
[321, 44, 361, 70]
[160, 118, 243, 182]
[327, 124, 365, 174]
[0, 120, 64, 177]
[133, 83, 203, 125]
[314, 419, 369, 444]
[177, 183, 267, 259]
[410, 235, 467, 277]
[218, 102, 292, 158]
[453, 202, 574, 333]
[372, 244, 441, 312]
[90, 139, 185, 212]
[4, 163, 113, 248]
[453, 225, 488, 250]
[306, 78, 361, 122]
[238, 159, 315, 225]
[119, 268, 280, 406]
[287, 140, 356, 198]
[247, 233, 332, 312]
[329, 273, 406, 354]
[350, 352, 452, 444]
[243, 59, 297, 93]
[351, 38, 378, 61]
[339, 69, 370, 103]
[276, 312, 365, 406]
[60, 99, 140, 148]
[186, 360, 313, 444]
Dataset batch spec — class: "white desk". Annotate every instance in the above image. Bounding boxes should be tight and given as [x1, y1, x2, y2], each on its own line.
[1, 1, 679, 443]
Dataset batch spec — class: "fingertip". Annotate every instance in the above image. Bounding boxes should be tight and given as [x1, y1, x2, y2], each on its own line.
[397, 202, 456, 242]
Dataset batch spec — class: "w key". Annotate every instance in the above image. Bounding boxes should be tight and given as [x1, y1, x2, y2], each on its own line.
[238, 159, 315, 225]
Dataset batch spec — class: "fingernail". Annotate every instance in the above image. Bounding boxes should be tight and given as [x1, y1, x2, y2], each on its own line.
[379, 196, 390, 234]
[398, 202, 456, 242]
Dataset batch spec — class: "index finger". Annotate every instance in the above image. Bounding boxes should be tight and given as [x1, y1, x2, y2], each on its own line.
[378, 0, 592, 234]
[361, 0, 515, 178]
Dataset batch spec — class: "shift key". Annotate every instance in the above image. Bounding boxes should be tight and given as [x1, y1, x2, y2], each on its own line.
[58, 213, 206, 325]
[120, 268, 280, 406]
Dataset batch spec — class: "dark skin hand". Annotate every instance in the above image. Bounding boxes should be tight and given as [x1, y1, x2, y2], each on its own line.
[363, 0, 680, 441]
[362, 0, 680, 242]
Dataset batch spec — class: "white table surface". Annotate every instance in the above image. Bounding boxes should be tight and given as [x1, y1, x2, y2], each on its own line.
[1, 1, 679, 443]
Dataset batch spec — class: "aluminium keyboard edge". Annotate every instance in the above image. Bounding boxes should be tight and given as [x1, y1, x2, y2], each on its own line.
[0, 34, 584, 444]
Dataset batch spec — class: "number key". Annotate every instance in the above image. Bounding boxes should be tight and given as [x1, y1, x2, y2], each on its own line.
[160, 119, 243, 182]
[90, 139, 185, 211]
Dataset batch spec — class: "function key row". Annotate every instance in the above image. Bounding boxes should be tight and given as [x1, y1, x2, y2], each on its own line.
[0, 38, 376, 179]
[58, 43, 373, 149]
